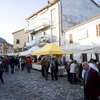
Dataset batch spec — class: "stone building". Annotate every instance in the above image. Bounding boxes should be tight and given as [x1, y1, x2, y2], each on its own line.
[0, 37, 13, 55]
[12, 28, 28, 52]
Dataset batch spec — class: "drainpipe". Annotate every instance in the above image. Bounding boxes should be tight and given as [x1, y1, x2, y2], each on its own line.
[58, 0, 63, 46]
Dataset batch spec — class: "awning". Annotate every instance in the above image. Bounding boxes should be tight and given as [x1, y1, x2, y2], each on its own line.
[32, 43, 63, 55]
[20, 46, 39, 56]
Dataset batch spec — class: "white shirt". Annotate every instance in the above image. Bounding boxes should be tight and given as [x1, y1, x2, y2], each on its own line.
[70, 63, 77, 73]
[82, 69, 86, 79]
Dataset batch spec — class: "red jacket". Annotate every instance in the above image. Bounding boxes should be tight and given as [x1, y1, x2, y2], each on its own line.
[26, 57, 32, 64]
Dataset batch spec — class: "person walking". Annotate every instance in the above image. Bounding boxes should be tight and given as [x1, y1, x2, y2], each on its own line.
[69, 60, 78, 84]
[44, 56, 49, 80]
[50, 56, 58, 80]
[21, 57, 26, 71]
[41, 56, 46, 77]
[26, 56, 32, 73]
[10, 56, 15, 74]
[41, 56, 49, 80]
[82, 61, 100, 100]
[0, 59, 4, 84]
[15, 56, 20, 71]
[3, 56, 9, 73]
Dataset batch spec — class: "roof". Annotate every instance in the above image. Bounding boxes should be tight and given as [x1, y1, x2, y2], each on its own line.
[64, 14, 100, 32]
[0, 37, 6, 43]
[26, 0, 59, 20]
[12, 28, 24, 35]
[7, 43, 13, 47]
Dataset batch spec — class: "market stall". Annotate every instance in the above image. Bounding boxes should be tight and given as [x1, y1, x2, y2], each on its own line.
[20, 46, 39, 56]
[32, 43, 64, 55]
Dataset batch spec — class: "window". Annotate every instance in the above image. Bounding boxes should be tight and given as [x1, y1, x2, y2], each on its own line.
[96, 24, 100, 37]
[95, 53, 99, 61]
[92, 0, 100, 7]
[82, 53, 87, 62]
[70, 54, 73, 60]
[16, 39, 20, 44]
[43, 32, 46, 36]
[51, 9, 56, 27]
[69, 34, 73, 44]
[31, 35, 33, 40]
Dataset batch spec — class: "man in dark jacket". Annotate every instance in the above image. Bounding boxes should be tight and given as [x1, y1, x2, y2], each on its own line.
[41, 56, 49, 80]
[0, 59, 4, 84]
[82, 61, 100, 100]
[50, 56, 58, 80]
[10, 56, 15, 74]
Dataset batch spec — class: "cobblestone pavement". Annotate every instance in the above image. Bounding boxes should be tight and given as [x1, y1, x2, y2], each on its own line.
[0, 69, 84, 100]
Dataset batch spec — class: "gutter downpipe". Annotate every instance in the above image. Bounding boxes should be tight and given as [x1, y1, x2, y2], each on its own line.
[58, 0, 63, 46]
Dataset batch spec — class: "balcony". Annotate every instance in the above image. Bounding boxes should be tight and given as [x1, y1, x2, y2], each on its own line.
[26, 35, 58, 48]
[26, 19, 50, 32]
[26, 40, 38, 47]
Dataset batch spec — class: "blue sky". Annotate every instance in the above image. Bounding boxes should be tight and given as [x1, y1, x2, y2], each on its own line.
[0, 0, 47, 44]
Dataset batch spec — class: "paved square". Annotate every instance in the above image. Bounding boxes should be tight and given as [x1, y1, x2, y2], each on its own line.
[0, 69, 84, 100]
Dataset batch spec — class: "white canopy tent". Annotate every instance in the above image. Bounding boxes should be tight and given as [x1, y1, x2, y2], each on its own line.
[65, 43, 94, 53]
[19, 46, 39, 56]
[63, 39, 100, 62]
[7, 53, 18, 56]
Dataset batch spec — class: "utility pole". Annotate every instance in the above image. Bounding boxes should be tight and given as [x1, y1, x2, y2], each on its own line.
[58, 0, 63, 46]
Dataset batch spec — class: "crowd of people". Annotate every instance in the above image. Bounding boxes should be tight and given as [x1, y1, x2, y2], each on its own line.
[41, 56, 58, 80]
[0, 55, 100, 100]
[40, 55, 100, 100]
[40, 55, 81, 82]
[0, 56, 33, 84]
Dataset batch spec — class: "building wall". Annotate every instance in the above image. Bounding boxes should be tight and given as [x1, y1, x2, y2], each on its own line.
[26, 0, 100, 47]
[64, 16, 100, 62]
[65, 16, 100, 49]
[0, 42, 13, 55]
[64, 16, 100, 59]
[7, 44, 13, 54]
[26, 2, 60, 47]
[0, 43, 3, 55]
[62, 0, 100, 31]
[13, 29, 28, 52]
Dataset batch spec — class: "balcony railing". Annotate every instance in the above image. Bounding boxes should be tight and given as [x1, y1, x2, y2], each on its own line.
[26, 35, 58, 48]
[26, 40, 37, 47]
[26, 19, 50, 31]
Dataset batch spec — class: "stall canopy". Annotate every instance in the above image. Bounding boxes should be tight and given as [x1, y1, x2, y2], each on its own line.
[20, 46, 39, 56]
[65, 43, 96, 54]
[32, 43, 63, 55]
